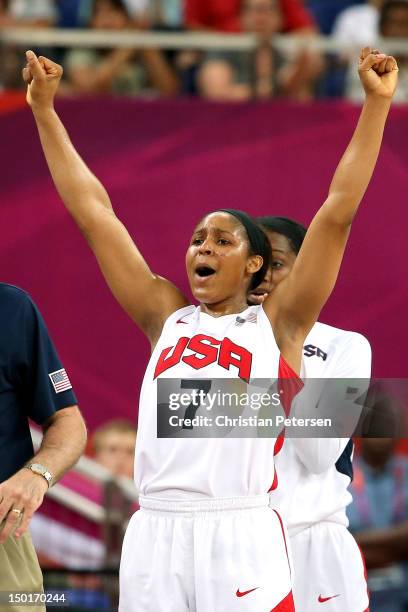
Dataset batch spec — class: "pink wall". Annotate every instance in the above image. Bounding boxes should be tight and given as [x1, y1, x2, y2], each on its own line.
[1, 99, 407, 428]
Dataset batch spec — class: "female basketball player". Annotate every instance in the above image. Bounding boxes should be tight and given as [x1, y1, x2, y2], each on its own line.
[248, 216, 372, 611]
[23, 48, 398, 612]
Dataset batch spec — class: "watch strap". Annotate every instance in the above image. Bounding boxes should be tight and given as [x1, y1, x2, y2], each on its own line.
[25, 463, 53, 488]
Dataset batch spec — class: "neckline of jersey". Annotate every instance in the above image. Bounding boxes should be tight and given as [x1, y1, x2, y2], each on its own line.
[198, 305, 255, 319]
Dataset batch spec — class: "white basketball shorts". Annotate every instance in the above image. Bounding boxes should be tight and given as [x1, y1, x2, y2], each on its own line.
[119, 495, 294, 612]
[289, 522, 369, 612]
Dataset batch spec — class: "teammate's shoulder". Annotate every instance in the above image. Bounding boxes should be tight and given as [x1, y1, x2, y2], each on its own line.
[311, 322, 371, 351]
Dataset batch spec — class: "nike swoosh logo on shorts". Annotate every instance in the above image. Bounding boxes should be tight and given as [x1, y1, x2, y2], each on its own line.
[318, 594, 340, 603]
[236, 587, 259, 598]
[176, 317, 188, 324]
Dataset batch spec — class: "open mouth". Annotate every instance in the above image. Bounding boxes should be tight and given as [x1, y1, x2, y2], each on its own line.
[195, 265, 216, 278]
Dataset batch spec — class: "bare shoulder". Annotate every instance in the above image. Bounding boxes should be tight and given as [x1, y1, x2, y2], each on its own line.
[144, 275, 190, 345]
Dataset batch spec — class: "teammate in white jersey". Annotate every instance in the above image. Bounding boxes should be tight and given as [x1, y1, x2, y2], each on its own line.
[248, 216, 371, 611]
[23, 48, 398, 611]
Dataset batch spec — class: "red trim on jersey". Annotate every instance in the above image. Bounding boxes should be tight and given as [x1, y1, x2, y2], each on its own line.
[269, 469, 279, 491]
[269, 357, 303, 491]
[278, 354, 299, 379]
[272, 509, 292, 578]
[274, 433, 285, 456]
[278, 355, 303, 417]
[269, 434, 285, 491]
[270, 590, 295, 611]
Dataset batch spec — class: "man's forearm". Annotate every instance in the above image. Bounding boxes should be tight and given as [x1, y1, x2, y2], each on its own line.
[32, 407, 87, 484]
[0, 407, 87, 542]
[31, 106, 114, 229]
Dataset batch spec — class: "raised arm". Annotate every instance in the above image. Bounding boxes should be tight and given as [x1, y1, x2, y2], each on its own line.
[23, 51, 188, 344]
[266, 48, 398, 367]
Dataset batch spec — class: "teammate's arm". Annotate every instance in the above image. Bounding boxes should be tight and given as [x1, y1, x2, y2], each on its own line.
[23, 51, 188, 344]
[265, 48, 398, 366]
[293, 334, 372, 474]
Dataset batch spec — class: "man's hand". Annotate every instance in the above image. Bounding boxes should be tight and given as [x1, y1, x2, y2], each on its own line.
[0, 407, 86, 545]
[0, 469, 48, 543]
[358, 47, 398, 100]
[23, 50, 63, 110]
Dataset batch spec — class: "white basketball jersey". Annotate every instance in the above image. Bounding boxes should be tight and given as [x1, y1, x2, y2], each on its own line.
[135, 304, 295, 500]
[272, 322, 372, 536]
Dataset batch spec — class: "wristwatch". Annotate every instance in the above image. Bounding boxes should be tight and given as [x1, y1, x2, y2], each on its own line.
[25, 463, 53, 488]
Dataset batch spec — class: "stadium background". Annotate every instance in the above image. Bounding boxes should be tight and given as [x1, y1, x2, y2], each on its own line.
[1, 98, 407, 427]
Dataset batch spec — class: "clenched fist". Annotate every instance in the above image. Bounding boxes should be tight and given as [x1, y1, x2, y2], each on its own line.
[358, 47, 398, 100]
[23, 50, 63, 109]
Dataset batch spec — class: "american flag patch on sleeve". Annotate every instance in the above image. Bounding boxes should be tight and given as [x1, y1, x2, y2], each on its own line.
[49, 368, 72, 394]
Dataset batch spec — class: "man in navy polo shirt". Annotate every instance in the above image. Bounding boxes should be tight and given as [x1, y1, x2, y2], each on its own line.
[0, 283, 87, 605]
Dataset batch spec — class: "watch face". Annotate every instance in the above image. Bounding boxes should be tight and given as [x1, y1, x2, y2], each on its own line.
[30, 463, 45, 474]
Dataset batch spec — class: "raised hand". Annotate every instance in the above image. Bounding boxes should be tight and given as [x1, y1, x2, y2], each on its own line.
[358, 47, 398, 100]
[22, 50, 63, 109]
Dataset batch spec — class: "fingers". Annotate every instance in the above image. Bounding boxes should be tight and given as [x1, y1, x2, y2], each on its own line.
[25, 50, 45, 80]
[358, 48, 398, 75]
[14, 509, 33, 539]
[38, 55, 64, 78]
[376, 58, 388, 75]
[25, 51, 63, 79]
[359, 50, 387, 72]
[14, 489, 43, 539]
[0, 496, 13, 526]
[0, 509, 23, 544]
[22, 65, 33, 84]
[385, 56, 398, 73]
[0, 480, 42, 542]
[360, 47, 372, 62]
[375, 55, 398, 74]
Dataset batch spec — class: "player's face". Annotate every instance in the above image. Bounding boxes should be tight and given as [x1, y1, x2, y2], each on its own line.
[186, 212, 262, 306]
[247, 231, 297, 305]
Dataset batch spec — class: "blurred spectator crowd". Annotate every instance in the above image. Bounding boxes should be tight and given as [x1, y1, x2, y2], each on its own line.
[30, 419, 138, 609]
[0, 0, 407, 102]
[348, 437, 408, 612]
